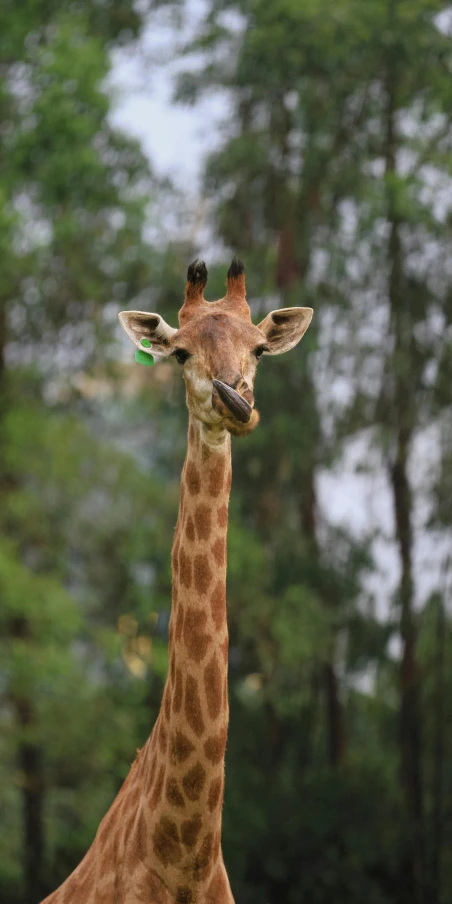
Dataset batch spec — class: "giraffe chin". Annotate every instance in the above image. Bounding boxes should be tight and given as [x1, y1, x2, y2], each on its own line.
[224, 408, 260, 437]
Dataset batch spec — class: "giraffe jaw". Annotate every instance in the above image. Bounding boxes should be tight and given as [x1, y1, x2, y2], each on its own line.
[223, 407, 260, 437]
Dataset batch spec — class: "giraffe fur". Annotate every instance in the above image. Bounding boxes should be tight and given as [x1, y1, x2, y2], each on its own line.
[41, 258, 313, 904]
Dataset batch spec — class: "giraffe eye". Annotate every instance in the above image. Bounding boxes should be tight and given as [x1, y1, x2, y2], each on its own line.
[254, 345, 268, 360]
[174, 348, 191, 365]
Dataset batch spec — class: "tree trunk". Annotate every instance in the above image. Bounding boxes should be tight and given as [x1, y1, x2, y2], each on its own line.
[384, 34, 425, 902]
[17, 698, 45, 904]
[0, 301, 5, 382]
[302, 464, 346, 768]
[390, 428, 425, 904]
[429, 594, 445, 904]
[324, 662, 346, 768]
[11, 618, 45, 904]
[277, 215, 347, 771]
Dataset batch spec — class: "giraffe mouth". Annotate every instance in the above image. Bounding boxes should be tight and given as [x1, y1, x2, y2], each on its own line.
[212, 379, 253, 424]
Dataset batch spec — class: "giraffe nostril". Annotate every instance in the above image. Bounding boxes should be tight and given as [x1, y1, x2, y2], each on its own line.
[242, 386, 254, 407]
[232, 379, 254, 408]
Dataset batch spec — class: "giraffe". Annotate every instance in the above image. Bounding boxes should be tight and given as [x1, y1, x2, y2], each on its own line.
[41, 257, 313, 904]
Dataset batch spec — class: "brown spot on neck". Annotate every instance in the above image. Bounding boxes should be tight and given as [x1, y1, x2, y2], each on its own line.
[193, 553, 212, 595]
[194, 503, 212, 540]
[170, 730, 194, 765]
[182, 762, 207, 801]
[185, 460, 201, 496]
[153, 816, 182, 866]
[185, 675, 205, 737]
[207, 776, 224, 813]
[204, 727, 228, 765]
[204, 654, 223, 721]
[183, 608, 210, 663]
[180, 814, 202, 848]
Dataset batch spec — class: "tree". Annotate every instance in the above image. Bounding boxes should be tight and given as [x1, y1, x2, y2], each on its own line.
[153, 0, 452, 901]
[0, 2, 170, 899]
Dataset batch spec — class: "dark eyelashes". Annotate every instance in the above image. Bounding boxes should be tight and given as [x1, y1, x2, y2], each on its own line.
[172, 346, 268, 364]
[173, 348, 191, 365]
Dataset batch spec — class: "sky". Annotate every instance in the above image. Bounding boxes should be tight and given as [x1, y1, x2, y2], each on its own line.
[109, 4, 226, 190]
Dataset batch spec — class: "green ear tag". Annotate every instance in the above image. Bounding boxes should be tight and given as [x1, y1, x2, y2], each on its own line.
[135, 349, 154, 366]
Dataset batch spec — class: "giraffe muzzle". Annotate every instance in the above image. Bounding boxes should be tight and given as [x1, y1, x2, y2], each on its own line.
[212, 379, 253, 424]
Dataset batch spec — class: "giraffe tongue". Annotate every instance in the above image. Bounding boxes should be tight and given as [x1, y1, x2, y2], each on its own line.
[213, 379, 252, 424]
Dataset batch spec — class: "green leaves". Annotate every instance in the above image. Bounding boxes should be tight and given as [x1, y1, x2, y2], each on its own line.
[152, 0, 452, 900]
[1, 0, 452, 900]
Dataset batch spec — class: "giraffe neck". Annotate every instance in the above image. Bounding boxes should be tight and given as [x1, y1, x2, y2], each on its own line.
[39, 417, 234, 903]
[140, 415, 233, 895]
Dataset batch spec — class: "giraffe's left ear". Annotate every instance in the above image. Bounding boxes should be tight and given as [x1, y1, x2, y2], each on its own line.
[118, 310, 177, 357]
[257, 307, 313, 355]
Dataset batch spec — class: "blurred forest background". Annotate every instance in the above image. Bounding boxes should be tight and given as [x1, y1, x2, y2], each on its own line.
[1, 1, 452, 903]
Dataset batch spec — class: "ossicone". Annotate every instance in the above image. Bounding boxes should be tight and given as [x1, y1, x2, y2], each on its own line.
[226, 255, 246, 299]
[179, 258, 208, 325]
[187, 259, 208, 287]
[179, 254, 251, 325]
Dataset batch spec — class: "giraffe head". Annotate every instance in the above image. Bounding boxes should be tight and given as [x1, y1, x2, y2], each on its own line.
[119, 257, 313, 440]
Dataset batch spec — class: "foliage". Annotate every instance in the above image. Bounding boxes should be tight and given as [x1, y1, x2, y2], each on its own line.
[156, 0, 452, 901]
[1, 1, 452, 903]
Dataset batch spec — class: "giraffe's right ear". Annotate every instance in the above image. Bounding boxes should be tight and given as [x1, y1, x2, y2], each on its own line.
[118, 311, 177, 357]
